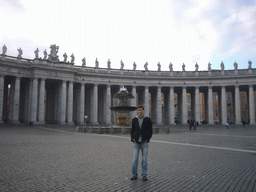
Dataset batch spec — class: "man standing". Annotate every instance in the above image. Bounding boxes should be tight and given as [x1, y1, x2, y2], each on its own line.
[131, 105, 153, 181]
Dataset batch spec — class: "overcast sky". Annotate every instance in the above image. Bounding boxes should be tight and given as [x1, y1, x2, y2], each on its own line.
[0, 0, 255, 71]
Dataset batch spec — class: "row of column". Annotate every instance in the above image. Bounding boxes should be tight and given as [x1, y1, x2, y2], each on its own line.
[0, 75, 255, 125]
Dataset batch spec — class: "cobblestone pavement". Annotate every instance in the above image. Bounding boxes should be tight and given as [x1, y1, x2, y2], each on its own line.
[0, 124, 256, 192]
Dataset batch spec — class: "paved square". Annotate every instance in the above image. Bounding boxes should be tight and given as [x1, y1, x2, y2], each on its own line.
[0, 124, 256, 191]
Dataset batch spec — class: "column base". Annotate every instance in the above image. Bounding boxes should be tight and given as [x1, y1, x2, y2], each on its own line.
[11, 120, 20, 124]
[37, 121, 45, 125]
[67, 122, 74, 125]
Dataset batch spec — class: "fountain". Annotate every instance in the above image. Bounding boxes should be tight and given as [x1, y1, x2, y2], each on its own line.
[110, 87, 137, 127]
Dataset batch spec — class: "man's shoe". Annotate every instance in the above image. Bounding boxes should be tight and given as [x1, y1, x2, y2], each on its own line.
[130, 176, 137, 180]
[142, 176, 148, 181]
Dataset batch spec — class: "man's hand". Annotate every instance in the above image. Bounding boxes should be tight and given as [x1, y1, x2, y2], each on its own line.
[132, 139, 135, 142]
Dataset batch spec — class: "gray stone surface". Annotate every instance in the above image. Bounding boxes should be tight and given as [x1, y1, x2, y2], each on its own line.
[0, 124, 256, 191]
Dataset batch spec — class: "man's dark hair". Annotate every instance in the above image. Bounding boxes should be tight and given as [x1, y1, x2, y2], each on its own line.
[137, 105, 144, 110]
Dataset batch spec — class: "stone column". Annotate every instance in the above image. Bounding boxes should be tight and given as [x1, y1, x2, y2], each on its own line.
[235, 85, 241, 125]
[29, 78, 38, 124]
[169, 87, 175, 125]
[59, 80, 67, 124]
[157, 86, 163, 125]
[105, 84, 112, 125]
[195, 86, 200, 124]
[0, 76, 4, 123]
[38, 78, 45, 124]
[249, 85, 255, 125]
[67, 81, 74, 125]
[11, 77, 20, 123]
[182, 86, 188, 125]
[208, 86, 214, 125]
[79, 83, 85, 124]
[144, 86, 150, 117]
[131, 86, 137, 118]
[91, 84, 99, 124]
[221, 86, 227, 125]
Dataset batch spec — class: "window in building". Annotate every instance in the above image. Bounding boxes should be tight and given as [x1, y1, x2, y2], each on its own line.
[214, 94, 218, 101]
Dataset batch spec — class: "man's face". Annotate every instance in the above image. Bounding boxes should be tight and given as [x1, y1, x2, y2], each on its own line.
[137, 108, 144, 117]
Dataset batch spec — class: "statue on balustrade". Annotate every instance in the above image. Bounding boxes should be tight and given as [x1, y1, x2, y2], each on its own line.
[17, 47, 23, 58]
[133, 62, 136, 70]
[220, 61, 225, 70]
[182, 63, 185, 71]
[208, 62, 211, 71]
[120, 60, 124, 70]
[70, 53, 75, 63]
[34, 48, 39, 59]
[107, 59, 111, 69]
[157, 62, 161, 71]
[169, 62, 173, 71]
[43, 49, 47, 60]
[95, 58, 99, 69]
[48, 44, 59, 62]
[63, 53, 67, 62]
[2, 44, 7, 55]
[144, 62, 148, 71]
[234, 62, 238, 70]
[195, 62, 199, 71]
[248, 60, 252, 69]
[82, 57, 86, 66]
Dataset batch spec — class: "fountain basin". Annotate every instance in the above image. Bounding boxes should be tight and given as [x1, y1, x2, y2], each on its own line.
[110, 106, 137, 111]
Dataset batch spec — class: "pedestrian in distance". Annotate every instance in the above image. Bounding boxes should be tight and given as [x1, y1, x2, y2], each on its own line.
[226, 122, 229, 129]
[187, 119, 191, 130]
[130, 105, 153, 181]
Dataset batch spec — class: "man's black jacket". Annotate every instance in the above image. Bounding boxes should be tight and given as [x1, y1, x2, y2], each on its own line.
[131, 116, 153, 143]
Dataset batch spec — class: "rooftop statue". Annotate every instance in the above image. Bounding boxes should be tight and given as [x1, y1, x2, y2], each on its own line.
[2, 44, 7, 55]
[34, 48, 39, 59]
[63, 53, 67, 62]
[48, 44, 59, 62]
[248, 60, 252, 69]
[220, 61, 225, 70]
[182, 63, 185, 71]
[157, 62, 161, 71]
[234, 62, 238, 70]
[107, 59, 111, 69]
[133, 62, 136, 70]
[17, 47, 23, 58]
[144, 62, 148, 71]
[43, 49, 47, 60]
[208, 62, 212, 71]
[82, 57, 86, 66]
[195, 62, 199, 71]
[70, 53, 75, 63]
[169, 62, 173, 71]
[95, 58, 99, 69]
[120, 60, 124, 70]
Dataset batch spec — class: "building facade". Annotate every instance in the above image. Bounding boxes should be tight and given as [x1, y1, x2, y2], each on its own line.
[0, 47, 255, 126]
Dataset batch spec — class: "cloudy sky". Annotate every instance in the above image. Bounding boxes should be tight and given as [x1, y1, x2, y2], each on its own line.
[0, 0, 255, 71]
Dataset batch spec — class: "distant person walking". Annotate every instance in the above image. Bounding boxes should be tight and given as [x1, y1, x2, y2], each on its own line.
[226, 122, 229, 129]
[130, 105, 153, 181]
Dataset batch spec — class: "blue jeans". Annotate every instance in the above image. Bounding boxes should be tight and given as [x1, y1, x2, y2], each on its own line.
[132, 142, 148, 177]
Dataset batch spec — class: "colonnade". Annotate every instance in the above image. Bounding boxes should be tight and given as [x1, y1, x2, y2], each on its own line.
[0, 74, 255, 126]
